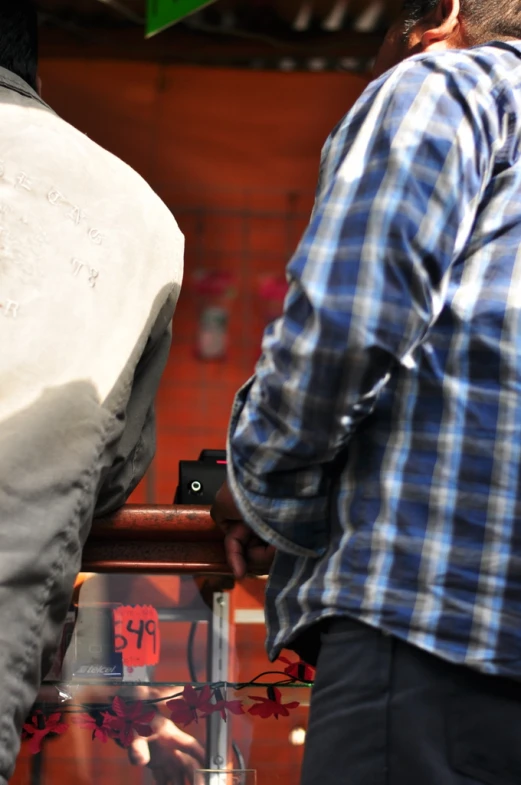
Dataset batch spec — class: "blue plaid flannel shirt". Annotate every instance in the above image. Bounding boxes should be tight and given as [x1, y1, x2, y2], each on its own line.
[228, 41, 521, 677]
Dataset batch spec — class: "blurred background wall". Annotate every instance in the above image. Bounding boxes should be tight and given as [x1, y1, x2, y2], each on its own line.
[39, 59, 367, 502]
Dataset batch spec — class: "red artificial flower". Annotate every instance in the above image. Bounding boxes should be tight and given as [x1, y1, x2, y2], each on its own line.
[248, 687, 300, 720]
[166, 685, 214, 728]
[104, 697, 155, 748]
[279, 656, 316, 683]
[206, 689, 245, 722]
[73, 712, 112, 743]
[22, 711, 68, 754]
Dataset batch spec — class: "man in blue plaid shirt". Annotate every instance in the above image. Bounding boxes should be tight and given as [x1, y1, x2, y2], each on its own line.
[213, 0, 521, 781]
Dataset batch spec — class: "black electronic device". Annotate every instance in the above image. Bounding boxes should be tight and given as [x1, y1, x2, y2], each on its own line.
[175, 449, 227, 505]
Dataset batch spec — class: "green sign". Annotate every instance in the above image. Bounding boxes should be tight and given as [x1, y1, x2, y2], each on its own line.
[147, 0, 218, 37]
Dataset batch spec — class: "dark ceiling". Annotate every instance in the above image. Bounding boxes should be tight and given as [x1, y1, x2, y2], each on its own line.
[37, 0, 402, 71]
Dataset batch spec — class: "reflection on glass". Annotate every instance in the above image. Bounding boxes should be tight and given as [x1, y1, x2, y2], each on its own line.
[11, 574, 311, 785]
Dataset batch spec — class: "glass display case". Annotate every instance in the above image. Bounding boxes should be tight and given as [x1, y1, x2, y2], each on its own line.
[12, 507, 313, 785]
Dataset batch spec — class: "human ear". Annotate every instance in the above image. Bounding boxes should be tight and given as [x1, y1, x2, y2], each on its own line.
[420, 0, 463, 50]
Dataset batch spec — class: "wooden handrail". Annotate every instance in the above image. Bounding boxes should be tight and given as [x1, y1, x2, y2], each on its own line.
[83, 505, 230, 575]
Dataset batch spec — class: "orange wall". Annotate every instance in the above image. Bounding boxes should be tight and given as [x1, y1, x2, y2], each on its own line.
[39, 59, 367, 502]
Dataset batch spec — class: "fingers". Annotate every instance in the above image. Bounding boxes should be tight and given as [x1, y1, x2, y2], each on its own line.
[128, 736, 151, 767]
[224, 526, 275, 578]
[188, 758, 206, 785]
[225, 537, 247, 579]
[127, 714, 205, 785]
[174, 749, 203, 777]
[246, 543, 276, 574]
[132, 685, 165, 703]
[165, 724, 205, 765]
[213, 490, 274, 578]
[224, 526, 250, 579]
[152, 750, 201, 785]
[151, 770, 169, 785]
[153, 757, 182, 785]
[211, 482, 242, 525]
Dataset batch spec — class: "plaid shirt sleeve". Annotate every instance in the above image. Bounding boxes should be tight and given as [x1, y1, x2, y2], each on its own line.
[227, 55, 501, 557]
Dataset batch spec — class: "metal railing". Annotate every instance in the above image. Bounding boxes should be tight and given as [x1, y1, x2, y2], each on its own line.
[84, 505, 229, 574]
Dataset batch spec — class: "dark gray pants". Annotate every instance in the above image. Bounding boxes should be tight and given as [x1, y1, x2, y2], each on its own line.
[295, 617, 521, 785]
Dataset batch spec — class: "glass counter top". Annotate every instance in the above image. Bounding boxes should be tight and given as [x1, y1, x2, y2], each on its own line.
[12, 573, 313, 785]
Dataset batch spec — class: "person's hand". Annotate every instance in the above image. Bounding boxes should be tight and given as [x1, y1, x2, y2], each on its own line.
[211, 482, 275, 579]
[128, 713, 205, 785]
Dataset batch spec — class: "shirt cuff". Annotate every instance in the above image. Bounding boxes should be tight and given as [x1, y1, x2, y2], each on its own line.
[226, 379, 328, 559]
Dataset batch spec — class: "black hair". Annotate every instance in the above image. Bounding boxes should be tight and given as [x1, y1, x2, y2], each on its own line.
[402, 0, 440, 32]
[0, 0, 38, 91]
[402, 0, 521, 42]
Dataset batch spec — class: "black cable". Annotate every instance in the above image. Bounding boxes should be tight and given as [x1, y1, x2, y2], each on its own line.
[187, 621, 199, 683]
[233, 740, 246, 772]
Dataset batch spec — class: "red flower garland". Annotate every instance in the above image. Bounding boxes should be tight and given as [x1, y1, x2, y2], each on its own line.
[103, 696, 155, 748]
[207, 687, 245, 722]
[22, 711, 68, 754]
[73, 711, 114, 744]
[248, 686, 300, 720]
[166, 685, 253, 727]
[279, 656, 316, 683]
[21, 666, 307, 755]
[166, 685, 214, 727]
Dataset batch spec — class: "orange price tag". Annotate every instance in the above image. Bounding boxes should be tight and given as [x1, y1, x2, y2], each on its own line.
[113, 605, 161, 668]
